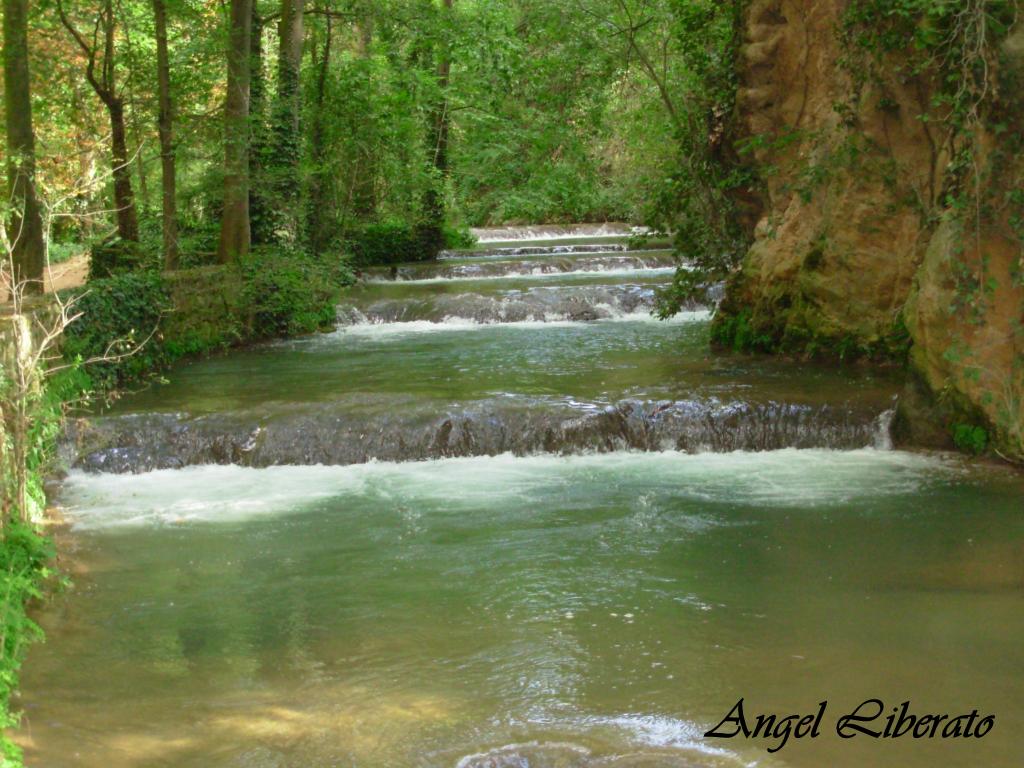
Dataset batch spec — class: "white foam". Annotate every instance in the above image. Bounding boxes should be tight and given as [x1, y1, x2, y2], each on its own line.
[471, 223, 651, 243]
[332, 310, 711, 338]
[61, 448, 955, 531]
[364, 266, 676, 285]
[60, 464, 365, 529]
[582, 713, 742, 759]
[457, 712, 766, 766]
[474, 232, 639, 243]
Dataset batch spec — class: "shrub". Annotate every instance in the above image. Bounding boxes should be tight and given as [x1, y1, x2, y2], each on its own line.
[442, 225, 477, 250]
[62, 253, 354, 395]
[346, 221, 476, 266]
[710, 309, 773, 352]
[92, 214, 221, 276]
[0, 522, 54, 765]
[347, 222, 426, 266]
[61, 272, 173, 391]
[88, 237, 159, 280]
[47, 241, 84, 265]
[150, 213, 221, 269]
[241, 249, 355, 338]
[952, 423, 988, 455]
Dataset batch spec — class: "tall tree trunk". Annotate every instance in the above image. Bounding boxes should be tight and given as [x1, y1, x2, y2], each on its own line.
[306, 11, 331, 255]
[218, 0, 253, 262]
[249, 6, 270, 244]
[351, 16, 376, 218]
[108, 97, 140, 242]
[276, 0, 303, 142]
[269, 0, 303, 239]
[420, 0, 452, 258]
[3, 0, 45, 293]
[152, 0, 179, 268]
[134, 130, 150, 211]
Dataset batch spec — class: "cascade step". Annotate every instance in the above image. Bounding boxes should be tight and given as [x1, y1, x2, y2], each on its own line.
[364, 251, 677, 282]
[66, 397, 895, 473]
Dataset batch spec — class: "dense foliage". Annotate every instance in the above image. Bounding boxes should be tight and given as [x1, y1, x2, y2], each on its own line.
[63, 253, 353, 391]
[346, 221, 473, 266]
[61, 272, 173, 391]
[0, 523, 53, 766]
[6, 0, 749, 267]
[241, 249, 352, 336]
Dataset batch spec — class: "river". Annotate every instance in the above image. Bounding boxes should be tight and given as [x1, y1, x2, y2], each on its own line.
[18, 229, 1024, 767]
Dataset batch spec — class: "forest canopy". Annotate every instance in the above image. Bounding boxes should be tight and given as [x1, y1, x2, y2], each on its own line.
[3, 0, 745, 274]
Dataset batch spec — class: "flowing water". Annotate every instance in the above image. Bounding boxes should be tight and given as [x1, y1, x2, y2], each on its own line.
[20, 229, 1024, 768]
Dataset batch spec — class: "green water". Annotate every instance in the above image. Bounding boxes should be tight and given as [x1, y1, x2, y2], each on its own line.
[104, 315, 896, 417]
[22, 453, 1024, 767]
[20, 237, 1024, 767]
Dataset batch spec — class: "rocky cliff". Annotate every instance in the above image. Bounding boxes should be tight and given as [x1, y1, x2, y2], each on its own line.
[716, 0, 1023, 460]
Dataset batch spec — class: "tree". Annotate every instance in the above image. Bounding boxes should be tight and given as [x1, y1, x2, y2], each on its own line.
[152, 0, 179, 269]
[419, 0, 452, 256]
[249, 3, 271, 245]
[305, 6, 332, 255]
[350, 9, 376, 218]
[269, 0, 304, 241]
[219, 0, 254, 262]
[3, 0, 46, 293]
[57, 0, 141, 243]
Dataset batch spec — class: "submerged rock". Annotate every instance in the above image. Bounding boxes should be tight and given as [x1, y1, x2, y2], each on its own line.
[62, 397, 892, 474]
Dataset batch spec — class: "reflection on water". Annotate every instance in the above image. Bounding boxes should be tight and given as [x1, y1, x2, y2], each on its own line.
[95, 314, 897, 418]
[19, 451, 1024, 767]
